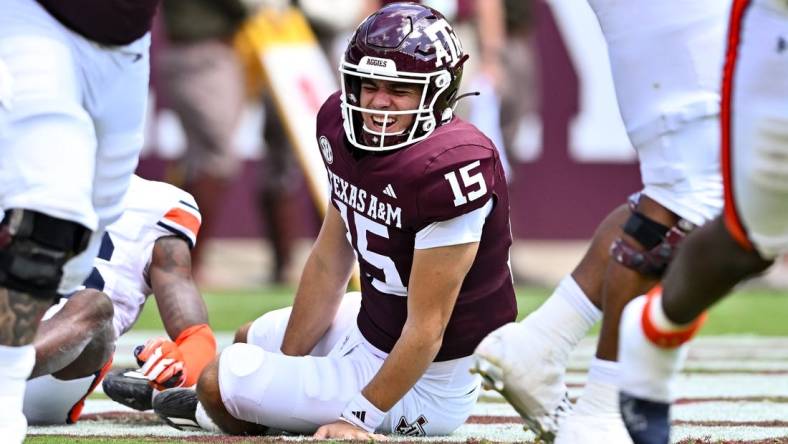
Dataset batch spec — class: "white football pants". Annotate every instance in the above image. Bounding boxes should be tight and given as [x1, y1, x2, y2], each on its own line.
[0, 0, 150, 293]
[723, 0, 788, 258]
[219, 292, 481, 436]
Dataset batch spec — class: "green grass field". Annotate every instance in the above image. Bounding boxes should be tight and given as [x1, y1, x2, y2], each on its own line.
[131, 286, 788, 336]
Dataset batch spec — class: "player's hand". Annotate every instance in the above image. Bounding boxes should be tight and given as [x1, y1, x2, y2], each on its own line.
[313, 420, 388, 441]
[133, 337, 187, 390]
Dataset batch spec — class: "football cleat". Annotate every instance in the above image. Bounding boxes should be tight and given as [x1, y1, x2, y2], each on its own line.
[102, 368, 154, 411]
[152, 387, 201, 431]
[472, 322, 573, 442]
[619, 393, 669, 444]
[555, 406, 634, 444]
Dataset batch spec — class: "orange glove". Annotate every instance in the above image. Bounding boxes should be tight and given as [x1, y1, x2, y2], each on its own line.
[134, 337, 186, 390]
[134, 324, 216, 389]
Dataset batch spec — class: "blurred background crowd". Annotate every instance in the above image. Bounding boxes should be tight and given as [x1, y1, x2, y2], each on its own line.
[135, 0, 787, 290]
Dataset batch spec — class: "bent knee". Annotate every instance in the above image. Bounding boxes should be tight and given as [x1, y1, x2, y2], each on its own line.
[69, 289, 114, 329]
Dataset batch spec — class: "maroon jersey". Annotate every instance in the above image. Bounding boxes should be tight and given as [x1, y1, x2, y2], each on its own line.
[36, 0, 159, 46]
[317, 92, 516, 361]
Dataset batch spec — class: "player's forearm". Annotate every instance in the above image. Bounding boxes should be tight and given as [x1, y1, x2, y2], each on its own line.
[154, 278, 209, 339]
[281, 247, 353, 355]
[361, 321, 444, 412]
[150, 236, 209, 339]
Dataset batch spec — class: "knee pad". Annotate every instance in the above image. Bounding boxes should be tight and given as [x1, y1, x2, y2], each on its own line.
[0, 209, 90, 300]
[611, 195, 696, 278]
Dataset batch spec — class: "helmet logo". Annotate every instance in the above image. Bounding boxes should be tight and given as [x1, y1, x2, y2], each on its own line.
[424, 19, 462, 68]
[319, 136, 333, 164]
[359, 56, 397, 75]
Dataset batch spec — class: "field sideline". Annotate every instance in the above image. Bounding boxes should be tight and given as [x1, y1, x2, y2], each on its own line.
[25, 287, 788, 443]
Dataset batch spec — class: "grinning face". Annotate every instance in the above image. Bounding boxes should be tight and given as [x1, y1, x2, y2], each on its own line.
[359, 78, 423, 137]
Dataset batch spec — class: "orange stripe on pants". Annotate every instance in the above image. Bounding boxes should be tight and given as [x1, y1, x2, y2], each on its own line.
[721, 0, 755, 250]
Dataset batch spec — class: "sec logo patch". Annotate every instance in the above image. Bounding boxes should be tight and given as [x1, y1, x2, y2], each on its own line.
[319, 136, 333, 164]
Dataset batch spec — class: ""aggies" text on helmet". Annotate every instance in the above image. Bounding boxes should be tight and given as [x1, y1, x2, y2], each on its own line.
[340, 2, 467, 151]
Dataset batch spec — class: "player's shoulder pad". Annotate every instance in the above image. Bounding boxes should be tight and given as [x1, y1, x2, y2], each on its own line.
[316, 91, 342, 125]
[129, 176, 202, 249]
[415, 123, 500, 226]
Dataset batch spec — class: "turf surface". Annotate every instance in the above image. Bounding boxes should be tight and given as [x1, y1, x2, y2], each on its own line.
[131, 286, 788, 336]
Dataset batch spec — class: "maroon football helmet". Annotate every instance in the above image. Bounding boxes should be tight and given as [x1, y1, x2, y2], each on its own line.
[340, 2, 466, 151]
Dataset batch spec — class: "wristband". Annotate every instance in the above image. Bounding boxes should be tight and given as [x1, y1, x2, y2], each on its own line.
[339, 392, 386, 433]
[175, 323, 217, 387]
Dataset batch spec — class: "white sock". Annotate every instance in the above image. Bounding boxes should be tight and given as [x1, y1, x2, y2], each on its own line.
[522, 275, 602, 350]
[574, 358, 620, 417]
[619, 295, 688, 403]
[195, 401, 222, 433]
[650, 294, 695, 333]
[0, 344, 36, 443]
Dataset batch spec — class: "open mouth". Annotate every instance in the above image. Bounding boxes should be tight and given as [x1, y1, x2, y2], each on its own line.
[371, 115, 396, 130]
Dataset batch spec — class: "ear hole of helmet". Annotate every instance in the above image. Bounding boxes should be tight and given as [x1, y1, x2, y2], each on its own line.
[435, 71, 451, 88]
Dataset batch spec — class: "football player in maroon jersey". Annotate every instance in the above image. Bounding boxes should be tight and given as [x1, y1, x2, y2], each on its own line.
[152, 3, 516, 439]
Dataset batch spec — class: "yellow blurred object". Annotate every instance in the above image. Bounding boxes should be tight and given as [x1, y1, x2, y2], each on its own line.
[233, 7, 319, 98]
[231, 7, 360, 290]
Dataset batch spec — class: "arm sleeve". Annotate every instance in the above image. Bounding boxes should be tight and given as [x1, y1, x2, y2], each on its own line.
[414, 199, 493, 249]
[152, 196, 202, 249]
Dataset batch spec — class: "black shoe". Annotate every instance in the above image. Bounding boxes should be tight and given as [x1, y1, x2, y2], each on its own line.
[152, 387, 201, 431]
[619, 392, 670, 444]
[102, 368, 154, 411]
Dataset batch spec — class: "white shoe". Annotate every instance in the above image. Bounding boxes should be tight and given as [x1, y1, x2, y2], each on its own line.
[555, 409, 633, 444]
[472, 321, 572, 442]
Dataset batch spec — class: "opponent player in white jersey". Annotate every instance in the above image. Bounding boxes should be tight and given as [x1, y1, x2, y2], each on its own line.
[0, 1, 158, 440]
[21, 175, 217, 425]
[473, 1, 730, 442]
[618, 1, 788, 442]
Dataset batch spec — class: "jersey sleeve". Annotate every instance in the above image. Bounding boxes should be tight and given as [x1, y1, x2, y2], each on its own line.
[416, 145, 499, 229]
[153, 196, 202, 249]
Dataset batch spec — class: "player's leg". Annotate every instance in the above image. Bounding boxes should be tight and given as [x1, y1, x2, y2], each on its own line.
[618, 3, 788, 442]
[617, 218, 772, 442]
[239, 292, 361, 355]
[552, 196, 681, 443]
[22, 289, 114, 425]
[80, 32, 151, 241]
[175, 327, 377, 435]
[24, 361, 114, 425]
[557, 121, 722, 444]
[0, 2, 106, 440]
[149, 292, 362, 431]
[29, 289, 115, 379]
[472, 205, 626, 440]
[190, 329, 479, 436]
[192, 357, 269, 434]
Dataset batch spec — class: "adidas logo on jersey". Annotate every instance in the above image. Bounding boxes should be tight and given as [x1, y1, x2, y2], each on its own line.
[352, 410, 366, 422]
[382, 184, 397, 199]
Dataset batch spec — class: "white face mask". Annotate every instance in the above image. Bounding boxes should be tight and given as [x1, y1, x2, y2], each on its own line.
[339, 57, 453, 152]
